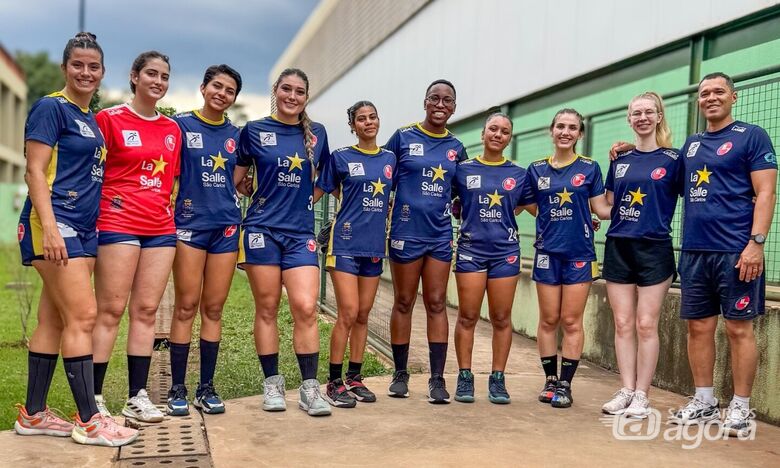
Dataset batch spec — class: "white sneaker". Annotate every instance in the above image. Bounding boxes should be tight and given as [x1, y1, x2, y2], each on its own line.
[723, 399, 754, 437]
[262, 374, 287, 412]
[670, 396, 720, 425]
[122, 389, 164, 423]
[624, 391, 651, 419]
[94, 394, 111, 417]
[601, 387, 634, 415]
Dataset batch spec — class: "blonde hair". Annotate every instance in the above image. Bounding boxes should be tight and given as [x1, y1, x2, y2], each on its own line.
[629, 92, 672, 148]
[271, 68, 315, 164]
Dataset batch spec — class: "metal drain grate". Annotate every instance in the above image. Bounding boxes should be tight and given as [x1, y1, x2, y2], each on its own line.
[116, 455, 211, 468]
[120, 417, 208, 460]
[148, 349, 172, 405]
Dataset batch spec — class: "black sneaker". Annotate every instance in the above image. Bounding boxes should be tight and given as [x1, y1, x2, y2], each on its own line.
[324, 378, 356, 408]
[428, 374, 451, 404]
[345, 374, 376, 403]
[538, 376, 557, 403]
[488, 371, 510, 404]
[454, 370, 475, 403]
[388, 370, 410, 398]
[166, 384, 189, 416]
[551, 380, 573, 408]
[194, 382, 225, 414]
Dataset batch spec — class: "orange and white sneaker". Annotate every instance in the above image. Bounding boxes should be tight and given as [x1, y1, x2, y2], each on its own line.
[14, 404, 73, 437]
[71, 412, 139, 447]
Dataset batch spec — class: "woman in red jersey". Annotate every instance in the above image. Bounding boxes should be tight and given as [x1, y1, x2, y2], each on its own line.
[91, 51, 181, 423]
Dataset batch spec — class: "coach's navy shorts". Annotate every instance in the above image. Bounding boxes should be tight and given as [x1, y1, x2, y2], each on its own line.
[679, 251, 764, 320]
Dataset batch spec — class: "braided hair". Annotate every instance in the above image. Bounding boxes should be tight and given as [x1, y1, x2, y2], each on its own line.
[272, 68, 315, 163]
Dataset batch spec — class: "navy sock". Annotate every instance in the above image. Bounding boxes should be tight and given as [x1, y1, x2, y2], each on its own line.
[329, 362, 343, 382]
[25, 351, 58, 415]
[258, 353, 279, 378]
[391, 343, 409, 372]
[541, 355, 558, 379]
[296, 352, 319, 381]
[169, 341, 190, 387]
[346, 361, 362, 379]
[93, 361, 108, 395]
[199, 339, 220, 386]
[127, 355, 152, 398]
[560, 357, 579, 384]
[428, 342, 448, 376]
[63, 355, 99, 422]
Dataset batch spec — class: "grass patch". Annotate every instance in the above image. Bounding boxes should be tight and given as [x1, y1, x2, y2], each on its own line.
[0, 246, 388, 429]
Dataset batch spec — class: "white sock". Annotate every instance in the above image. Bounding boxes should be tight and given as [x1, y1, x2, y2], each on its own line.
[732, 394, 750, 407]
[695, 387, 716, 405]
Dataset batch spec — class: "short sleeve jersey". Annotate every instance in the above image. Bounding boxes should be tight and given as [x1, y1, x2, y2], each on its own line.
[523, 155, 604, 261]
[96, 104, 182, 236]
[680, 121, 777, 252]
[605, 148, 683, 240]
[237, 116, 330, 236]
[453, 157, 528, 259]
[173, 111, 241, 229]
[316, 146, 396, 257]
[22, 92, 106, 231]
[385, 123, 468, 242]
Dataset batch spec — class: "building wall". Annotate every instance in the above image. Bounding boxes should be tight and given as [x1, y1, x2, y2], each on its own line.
[0, 44, 27, 184]
[288, 0, 780, 150]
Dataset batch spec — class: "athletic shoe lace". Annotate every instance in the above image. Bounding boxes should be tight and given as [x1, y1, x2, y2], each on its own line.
[680, 396, 710, 414]
[303, 385, 322, 404]
[171, 385, 187, 401]
[348, 374, 365, 387]
[199, 383, 219, 401]
[491, 377, 508, 396]
[393, 371, 409, 384]
[456, 375, 473, 394]
[725, 401, 750, 422]
[430, 376, 446, 390]
[134, 393, 158, 413]
[265, 381, 283, 400]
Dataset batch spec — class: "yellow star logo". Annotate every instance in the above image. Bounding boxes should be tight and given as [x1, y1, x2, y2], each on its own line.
[287, 153, 305, 172]
[628, 187, 647, 206]
[430, 164, 447, 182]
[98, 146, 107, 165]
[696, 165, 712, 187]
[556, 187, 573, 206]
[370, 178, 386, 197]
[151, 155, 167, 176]
[210, 152, 228, 172]
[487, 189, 504, 208]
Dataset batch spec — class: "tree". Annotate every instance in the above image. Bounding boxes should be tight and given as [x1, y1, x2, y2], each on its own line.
[14, 51, 64, 110]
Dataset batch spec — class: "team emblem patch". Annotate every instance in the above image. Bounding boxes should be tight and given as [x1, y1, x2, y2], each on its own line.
[571, 173, 586, 187]
[615, 164, 630, 179]
[686, 142, 700, 158]
[17, 223, 24, 242]
[447, 149, 457, 161]
[538, 177, 550, 190]
[165, 135, 176, 151]
[225, 138, 236, 154]
[764, 153, 777, 164]
[260, 132, 277, 146]
[651, 167, 667, 180]
[348, 163, 365, 177]
[223, 225, 237, 237]
[536, 254, 549, 269]
[717, 142, 733, 156]
[384, 165, 393, 179]
[506, 255, 518, 264]
[306, 239, 317, 252]
[390, 239, 405, 250]
[75, 120, 95, 138]
[735, 296, 750, 311]
[176, 229, 193, 241]
[409, 143, 424, 156]
[574, 261, 586, 269]
[186, 132, 203, 149]
[466, 175, 481, 190]
[372, 257, 381, 263]
[503, 177, 516, 190]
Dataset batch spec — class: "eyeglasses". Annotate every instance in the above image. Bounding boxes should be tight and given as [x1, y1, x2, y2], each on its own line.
[630, 109, 657, 118]
[426, 95, 456, 106]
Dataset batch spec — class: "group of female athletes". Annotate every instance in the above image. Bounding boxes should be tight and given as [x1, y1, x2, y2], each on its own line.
[16, 32, 681, 447]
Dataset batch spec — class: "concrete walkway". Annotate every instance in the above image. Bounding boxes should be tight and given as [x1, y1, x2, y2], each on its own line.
[2, 278, 779, 467]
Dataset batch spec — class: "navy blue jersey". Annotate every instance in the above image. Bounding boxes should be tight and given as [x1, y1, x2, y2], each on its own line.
[237, 116, 330, 236]
[317, 146, 396, 257]
[522, 155, 604, 261]
[681, 121, 777, 252]
[385, 123, 467, 241]
[454, 157, 528, 259]
[22, 92, 106, 231]
[173, 110, 241, 229]
[605, 148, 683, 240]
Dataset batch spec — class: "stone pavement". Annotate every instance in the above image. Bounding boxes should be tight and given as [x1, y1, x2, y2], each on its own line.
[1, 278, 779, 467]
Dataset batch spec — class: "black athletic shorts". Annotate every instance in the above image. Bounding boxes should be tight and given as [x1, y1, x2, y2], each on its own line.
[602, 237, 676, 286]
